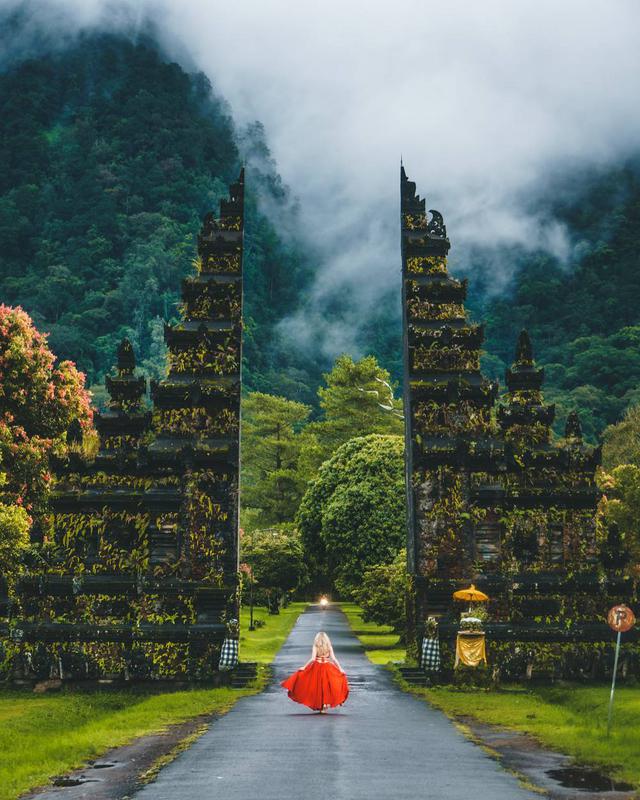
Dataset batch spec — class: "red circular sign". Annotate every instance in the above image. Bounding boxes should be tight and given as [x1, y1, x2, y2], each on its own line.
[607, 605, 636, 633]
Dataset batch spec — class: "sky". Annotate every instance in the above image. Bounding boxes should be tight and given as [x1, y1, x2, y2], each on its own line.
[3, 0, 640, 358]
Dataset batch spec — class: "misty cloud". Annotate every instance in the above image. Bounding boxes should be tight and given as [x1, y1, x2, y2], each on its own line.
[3, 0, 640, 359]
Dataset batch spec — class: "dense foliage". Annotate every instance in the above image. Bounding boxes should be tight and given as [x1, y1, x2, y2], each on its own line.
[240, 355, 404, 530]
[0, 306, 92, 575]
[0, 305, 92, 511]
[599, 466, 640, 568]
[0, 492, 30, 578]
[241, 527, 309, 611]
[0, 305, 91, 436]
[0, 34, 319, 403]
[296, 434, 406, 594]
[310, 353, 403, 465]
[601, 403, 640, 470]
[353, 548, 407, 635]
[598, 404, 640, 567]
[241, 392, 312, 527]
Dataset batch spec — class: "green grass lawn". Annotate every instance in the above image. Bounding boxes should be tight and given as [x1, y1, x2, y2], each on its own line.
[339, 603, 640, 785]
[0, 603, 307, 800]
[412, 683, 640, 788]
[340, 602, 406, 664]
[239, 601, 307, 662]
[0, 686, 249, 800]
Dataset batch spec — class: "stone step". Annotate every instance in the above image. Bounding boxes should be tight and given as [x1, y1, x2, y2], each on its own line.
[229, 661, 260, 688]
[398, 667, 429, 687]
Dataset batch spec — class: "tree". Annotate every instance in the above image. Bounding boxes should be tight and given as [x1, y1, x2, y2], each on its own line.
[0, 474, 30, 578]
[0, 305, 92, 517]
[241, 392, 312, 526]
[599, 465, 640, 568]
[353, 549, 407, 637]
[297, 434, 406, 594]
[0, 306, 92, 436]
[240, 358, 406, 530]
[310, 355, 403, 466]
[241, 527, 309, 612]
[602, 404, 640, 470]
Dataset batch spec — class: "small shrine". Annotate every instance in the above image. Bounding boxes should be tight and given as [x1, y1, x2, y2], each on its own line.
[4, 172, 245, 682]
[401, 166, 637, 679]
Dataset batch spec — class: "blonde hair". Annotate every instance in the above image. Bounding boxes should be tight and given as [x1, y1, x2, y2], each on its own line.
[314, 631, 332, 658]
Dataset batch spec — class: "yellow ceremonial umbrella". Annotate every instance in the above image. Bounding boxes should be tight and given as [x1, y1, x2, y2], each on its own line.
[453, 585, 490, 668]
[452, 584, 489, 602]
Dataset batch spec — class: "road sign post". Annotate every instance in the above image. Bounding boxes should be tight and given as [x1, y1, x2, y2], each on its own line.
[606, 604, 636, 737]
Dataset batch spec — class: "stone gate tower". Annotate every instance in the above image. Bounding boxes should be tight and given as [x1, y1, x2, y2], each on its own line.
[400, 167, 636, 678]
[2, 172, 245, 682]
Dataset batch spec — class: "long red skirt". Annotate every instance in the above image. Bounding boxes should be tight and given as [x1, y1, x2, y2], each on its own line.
[281, 660, 349, 710]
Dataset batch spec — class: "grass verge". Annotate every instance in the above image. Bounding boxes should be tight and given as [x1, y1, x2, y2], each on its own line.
[0, 685, 254, 800]
[340, 602, 405, 664]
[239, 601, 307, 663]
[406, 682, 640, 788]
[0, 604, 305, 800]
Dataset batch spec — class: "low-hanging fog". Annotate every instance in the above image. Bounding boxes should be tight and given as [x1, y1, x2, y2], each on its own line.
[3, 0, 640, 359]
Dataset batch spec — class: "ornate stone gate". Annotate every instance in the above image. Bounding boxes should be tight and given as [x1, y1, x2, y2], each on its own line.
[2, 172, 244, 682]
[400, 167, 637, 678]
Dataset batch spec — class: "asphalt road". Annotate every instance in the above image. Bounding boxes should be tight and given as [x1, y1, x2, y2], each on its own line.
[135, 604, 539, 800]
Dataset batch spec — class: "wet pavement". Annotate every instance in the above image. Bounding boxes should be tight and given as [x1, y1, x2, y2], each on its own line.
[462, 718, 636, 800]
[134, 603, 540, 800]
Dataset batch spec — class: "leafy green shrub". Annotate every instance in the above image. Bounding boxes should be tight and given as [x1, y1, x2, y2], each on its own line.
[242, 527, 309, 612]
[353, 549, 407, 635]
[297, 434, 406, 592]
[0, 498, 30, 577]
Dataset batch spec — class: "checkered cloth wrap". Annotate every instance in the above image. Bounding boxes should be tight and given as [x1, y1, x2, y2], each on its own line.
[218, 638, 239, 671]
[420, 636, 441, 673]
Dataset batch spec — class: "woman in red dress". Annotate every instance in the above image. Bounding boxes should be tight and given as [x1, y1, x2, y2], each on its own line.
[281, 631, 349, 712]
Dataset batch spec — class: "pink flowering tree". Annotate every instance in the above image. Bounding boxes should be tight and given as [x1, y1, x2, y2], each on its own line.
[0, 306, 93, 571]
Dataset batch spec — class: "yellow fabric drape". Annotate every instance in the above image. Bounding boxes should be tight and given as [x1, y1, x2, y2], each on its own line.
[455, 632, 487, 668]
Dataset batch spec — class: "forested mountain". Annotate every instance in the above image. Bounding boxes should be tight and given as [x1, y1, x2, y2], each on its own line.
[0, 33, 320, 404]
[465, 163, 640, 441]
[2, 30, 640, 439]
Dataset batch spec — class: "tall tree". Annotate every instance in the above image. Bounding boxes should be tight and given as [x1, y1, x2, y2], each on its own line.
[602, 403, 640, 470]
[308, 355, 403, 469]
[241, 392, 312, 527]
[0, 305, 92, 573]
